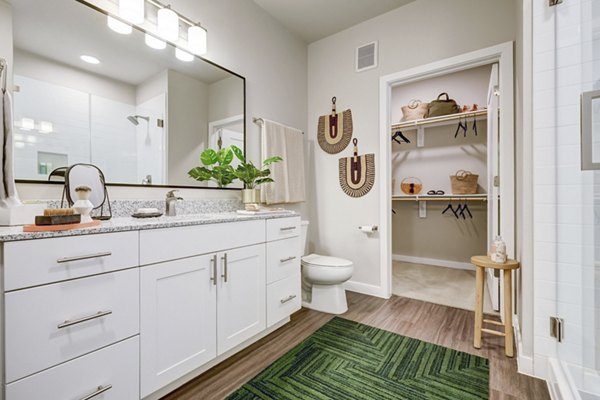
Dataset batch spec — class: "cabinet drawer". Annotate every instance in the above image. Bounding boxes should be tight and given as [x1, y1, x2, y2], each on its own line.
[266, 217, 301, 242]
[267, 272, 301, 328]
[6, 336, 139, 400]
[4, 231, 139, 291]
[5, 268, 139, 382]
[140, 220, 266, 265]
[266, 237, 301, 284]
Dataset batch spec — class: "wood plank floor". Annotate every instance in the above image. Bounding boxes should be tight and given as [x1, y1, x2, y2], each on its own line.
[162, 293, 550, 400]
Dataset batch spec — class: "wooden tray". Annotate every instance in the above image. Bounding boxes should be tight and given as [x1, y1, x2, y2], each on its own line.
[23, 220, 101, 232]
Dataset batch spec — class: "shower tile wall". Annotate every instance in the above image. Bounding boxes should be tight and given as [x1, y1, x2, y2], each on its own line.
[533, 0, 600, 395]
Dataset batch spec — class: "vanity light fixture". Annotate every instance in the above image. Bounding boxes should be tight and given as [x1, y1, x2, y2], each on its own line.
[107, 16, 133, 35]
[145, 34, 167, 50]
[157, 6, 179, 42]
[188, 25, 207, 55]
[175, 48, 194, 62]
[20, 118, 35, 131]
[80, 55, 101, 65]
[119, 0, 145, 24]
[39, 121, 53, 134]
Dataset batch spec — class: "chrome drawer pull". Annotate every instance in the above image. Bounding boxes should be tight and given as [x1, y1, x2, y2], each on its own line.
[57, 252, 112, 264]
[210, 254, 217, 286]
[279, 226, 296, 231]
[280, 256, 297, 263]
[280, 295, 297, 304]
[58, 310, 113, 329]
[221, 253, 228, 283]
[80, 384, 113, 400]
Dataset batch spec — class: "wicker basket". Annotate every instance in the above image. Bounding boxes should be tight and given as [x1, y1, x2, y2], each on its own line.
[450, 170, 478, 194]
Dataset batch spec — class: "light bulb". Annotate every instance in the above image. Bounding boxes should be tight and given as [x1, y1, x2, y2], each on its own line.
[119, 0, 144, 24]
[145, 34, 166, 50]
[39, 121, 53, 133]
[107, 16, 132, 35]
[20, 118, 34, 131]
[175, 48, 194, 62]
[158, 7, 179, 42]
[188, 25, 207, 55]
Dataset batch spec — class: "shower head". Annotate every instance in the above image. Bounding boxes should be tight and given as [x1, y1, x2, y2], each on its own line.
[127, 115, 150, 126]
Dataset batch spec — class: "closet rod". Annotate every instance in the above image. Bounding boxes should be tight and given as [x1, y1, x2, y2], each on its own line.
[390, 109, 487, 131]
[392, 195, 488, 202]
[253, 117, 304, 134]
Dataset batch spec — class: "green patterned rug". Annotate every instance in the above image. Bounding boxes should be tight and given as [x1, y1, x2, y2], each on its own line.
[227, 317, 489, 400]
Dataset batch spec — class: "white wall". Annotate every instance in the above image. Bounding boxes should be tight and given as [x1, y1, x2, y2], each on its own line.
[4, 0, 308, 207]
[307, 0, 518, 291]
[209, 76, 244, 123]
[167, 70, 209, 187]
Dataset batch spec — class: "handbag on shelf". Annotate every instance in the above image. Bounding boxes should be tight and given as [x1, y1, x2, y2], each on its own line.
[425, 92, 460, 118]
[401, 99, 429, 122]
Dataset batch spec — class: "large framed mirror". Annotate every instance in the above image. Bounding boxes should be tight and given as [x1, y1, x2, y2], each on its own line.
[10, 0, 245, 189]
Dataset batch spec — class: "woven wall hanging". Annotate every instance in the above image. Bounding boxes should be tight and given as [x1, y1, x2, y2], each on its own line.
[339, 139, 375, 198]
[318, 97, 353, 154]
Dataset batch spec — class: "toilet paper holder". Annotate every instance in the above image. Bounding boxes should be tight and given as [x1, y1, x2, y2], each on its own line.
[358, 225, 378, 233]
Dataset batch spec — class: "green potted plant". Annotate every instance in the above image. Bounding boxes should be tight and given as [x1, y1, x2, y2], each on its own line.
[188, 147, 236, 188]
[230, 145, 282, 204]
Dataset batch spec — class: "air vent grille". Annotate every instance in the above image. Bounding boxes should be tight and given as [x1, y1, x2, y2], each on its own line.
[356, 41, 378, 72]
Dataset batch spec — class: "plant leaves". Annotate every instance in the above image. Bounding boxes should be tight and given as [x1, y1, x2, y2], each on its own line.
[200, 149, 218, 166]
[263, 156, 283, 166]
[255, 177, 274, 186]
[188, 167, 212, 181]
[231, 145, 245, 162]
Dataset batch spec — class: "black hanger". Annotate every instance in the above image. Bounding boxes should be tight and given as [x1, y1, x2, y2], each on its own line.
[442, 202, 459, 218]
[472, 117, 478, 136]
[456, 204, 467, 219]
[392, 130, 411, 144]
[454, 117, 467, 138]
[463, 203, 473, 219]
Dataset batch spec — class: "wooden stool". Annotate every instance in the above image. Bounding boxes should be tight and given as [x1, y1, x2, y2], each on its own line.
[471, 255, 520, 357]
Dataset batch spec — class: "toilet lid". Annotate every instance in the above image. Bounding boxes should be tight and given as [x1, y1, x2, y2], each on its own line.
[302, 254, 353, 267]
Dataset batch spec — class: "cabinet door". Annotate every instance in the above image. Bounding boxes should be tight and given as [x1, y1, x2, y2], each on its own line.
[217, 244, 266, 355]
[140, 255, 217, 398]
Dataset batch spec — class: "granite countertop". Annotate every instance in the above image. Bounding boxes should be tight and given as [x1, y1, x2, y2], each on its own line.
[0, 211, 299, 242]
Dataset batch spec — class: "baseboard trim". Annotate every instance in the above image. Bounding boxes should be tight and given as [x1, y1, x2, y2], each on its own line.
[392, 254, 474, 271]
[513, 318, 535, 376]
[344, 280, 389, 299]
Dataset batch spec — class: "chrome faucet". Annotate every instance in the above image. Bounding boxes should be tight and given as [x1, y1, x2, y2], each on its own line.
[165, 190, 183, 216]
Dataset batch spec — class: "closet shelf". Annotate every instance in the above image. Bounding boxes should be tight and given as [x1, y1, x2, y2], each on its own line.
[392, 194, 488, 202]
[390, 109, 488, 132]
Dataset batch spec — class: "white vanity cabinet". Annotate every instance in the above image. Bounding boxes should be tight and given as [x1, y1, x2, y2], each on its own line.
[140, 255, 217, 397]
[0, 215, 301, 400]
[217, 244, 266, 355]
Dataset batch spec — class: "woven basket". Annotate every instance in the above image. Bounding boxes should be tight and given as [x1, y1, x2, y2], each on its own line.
[400, 177, 423, 195]
[450, 170, 478, 194]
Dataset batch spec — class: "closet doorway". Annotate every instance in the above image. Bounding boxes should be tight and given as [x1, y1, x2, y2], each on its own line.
[378, 43, 515, 316]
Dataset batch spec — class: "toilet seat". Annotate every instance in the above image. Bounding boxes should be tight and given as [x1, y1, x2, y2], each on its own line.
[301, 254, 353, 268]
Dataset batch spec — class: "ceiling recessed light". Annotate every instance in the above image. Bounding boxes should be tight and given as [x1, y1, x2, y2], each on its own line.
[107, 16, 132, 35]
[80, 55, 100, 65]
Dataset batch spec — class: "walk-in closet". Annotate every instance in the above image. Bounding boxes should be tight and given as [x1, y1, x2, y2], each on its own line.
[390, 64, 503, 314]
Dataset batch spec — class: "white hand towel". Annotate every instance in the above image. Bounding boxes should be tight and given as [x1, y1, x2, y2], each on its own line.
[260, 119, 305, 205]
[0, 89, 21, 208]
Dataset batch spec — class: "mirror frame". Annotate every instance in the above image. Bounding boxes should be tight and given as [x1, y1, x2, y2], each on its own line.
[14, 0, 246, 191]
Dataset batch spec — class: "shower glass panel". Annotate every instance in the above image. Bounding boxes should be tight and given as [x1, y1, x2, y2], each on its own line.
[552, 0, 600, 397]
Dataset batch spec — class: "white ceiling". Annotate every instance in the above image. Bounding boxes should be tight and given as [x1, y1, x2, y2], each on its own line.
[254, 0, 416, 43]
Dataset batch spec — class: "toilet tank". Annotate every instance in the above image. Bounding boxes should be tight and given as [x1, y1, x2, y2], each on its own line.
[300, 220, 309, 255]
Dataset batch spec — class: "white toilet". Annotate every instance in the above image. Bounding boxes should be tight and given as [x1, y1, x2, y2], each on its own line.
[300, 221, 353, 314]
